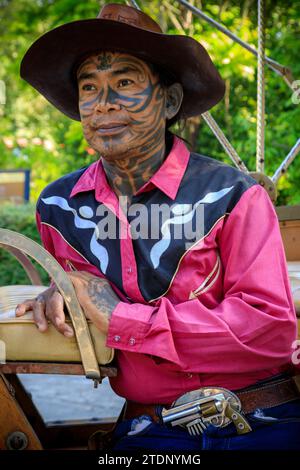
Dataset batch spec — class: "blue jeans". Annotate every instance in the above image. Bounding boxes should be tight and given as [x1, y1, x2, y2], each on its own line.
[111, 399, 300, 451]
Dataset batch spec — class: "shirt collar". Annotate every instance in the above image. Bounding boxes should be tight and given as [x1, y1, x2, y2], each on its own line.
[134, 136, 190, 200]
[70, 136, 190, 201]
[70, 158, 111, 201]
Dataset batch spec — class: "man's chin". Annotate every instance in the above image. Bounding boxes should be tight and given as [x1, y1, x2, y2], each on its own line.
[86, 133, 141, 161]
[92, 145, 128, 161]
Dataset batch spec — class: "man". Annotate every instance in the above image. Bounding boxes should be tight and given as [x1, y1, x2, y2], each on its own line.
[17, 3, 300, 451]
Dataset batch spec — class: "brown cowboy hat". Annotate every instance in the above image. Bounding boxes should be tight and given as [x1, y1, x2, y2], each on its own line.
[20, 3, 225, 121]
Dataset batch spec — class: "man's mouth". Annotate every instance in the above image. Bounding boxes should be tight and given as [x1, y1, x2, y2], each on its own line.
[94, 122, 128, 136]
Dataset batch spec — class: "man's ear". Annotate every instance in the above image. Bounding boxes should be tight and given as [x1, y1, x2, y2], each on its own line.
[165, 83, 184, 120]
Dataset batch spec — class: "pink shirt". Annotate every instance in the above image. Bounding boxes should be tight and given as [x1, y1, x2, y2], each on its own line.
[36, 137, 297, 404]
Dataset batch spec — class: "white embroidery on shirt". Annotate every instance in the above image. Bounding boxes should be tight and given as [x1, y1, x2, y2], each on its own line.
[150, 186, 234, 269]
[41, 196, 109, 274]
[189, 253, 221, 299]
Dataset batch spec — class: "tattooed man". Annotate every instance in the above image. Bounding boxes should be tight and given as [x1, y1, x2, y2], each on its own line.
[18, 3, 300, 451]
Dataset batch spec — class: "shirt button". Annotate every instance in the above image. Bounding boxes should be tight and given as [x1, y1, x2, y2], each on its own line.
[126, 266, 133, 274]
[114, 335, 121, 342]
[186, 373, 193, 379]
[129, 337, 136, 346]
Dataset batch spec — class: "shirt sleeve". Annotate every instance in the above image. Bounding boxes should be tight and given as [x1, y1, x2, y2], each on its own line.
[107, 184, 297, 374]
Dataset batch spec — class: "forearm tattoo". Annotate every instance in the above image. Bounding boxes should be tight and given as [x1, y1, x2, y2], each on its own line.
[87, 278, 119, 319]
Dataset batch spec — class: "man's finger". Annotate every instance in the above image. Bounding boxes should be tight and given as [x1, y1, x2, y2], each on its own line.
[32, 301, 48, 332]
[54, 315, 74, 338]
[47, 291, 74, 337]
[15, 299, 36, 317]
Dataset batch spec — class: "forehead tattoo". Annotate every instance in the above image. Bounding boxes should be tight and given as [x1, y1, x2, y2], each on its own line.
[78, 53, 159, 86]
[96, 52, 113, 71]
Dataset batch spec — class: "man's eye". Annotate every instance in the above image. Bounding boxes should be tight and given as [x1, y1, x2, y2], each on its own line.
[118, 79, 133, 88]
[82, 84, 96, 91]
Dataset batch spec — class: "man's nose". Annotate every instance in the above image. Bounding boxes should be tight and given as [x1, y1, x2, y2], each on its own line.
[95, 101, 121, 113]
[95, 89, 121, 113]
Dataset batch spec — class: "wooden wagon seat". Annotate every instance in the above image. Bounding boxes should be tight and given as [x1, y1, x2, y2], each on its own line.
[0, 286, 114, 364]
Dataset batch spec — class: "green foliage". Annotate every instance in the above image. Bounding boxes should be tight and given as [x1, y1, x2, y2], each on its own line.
[0, 0, 299, 206]
[0, 203, 49, 286]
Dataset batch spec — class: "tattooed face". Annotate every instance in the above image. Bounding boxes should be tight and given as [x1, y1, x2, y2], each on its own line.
[77, 52, 168, 161]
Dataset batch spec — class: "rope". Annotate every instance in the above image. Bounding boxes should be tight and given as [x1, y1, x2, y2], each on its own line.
[256, 0, 265, 173]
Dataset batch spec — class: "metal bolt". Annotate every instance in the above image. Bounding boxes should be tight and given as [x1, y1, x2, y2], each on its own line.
[6, 431, 28, 450]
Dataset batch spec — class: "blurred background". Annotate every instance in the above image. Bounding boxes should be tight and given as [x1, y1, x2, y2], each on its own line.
[0, 0, 299, 422]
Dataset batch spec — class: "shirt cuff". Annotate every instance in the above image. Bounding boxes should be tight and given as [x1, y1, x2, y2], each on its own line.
[106, 301, 154, 351]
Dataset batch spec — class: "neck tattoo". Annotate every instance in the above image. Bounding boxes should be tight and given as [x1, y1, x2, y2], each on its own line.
[102, 142, 166, 202]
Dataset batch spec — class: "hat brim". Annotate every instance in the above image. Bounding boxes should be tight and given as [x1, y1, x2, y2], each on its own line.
[20, 18, 225, 120]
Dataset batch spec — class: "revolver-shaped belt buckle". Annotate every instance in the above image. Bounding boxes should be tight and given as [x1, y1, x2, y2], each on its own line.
[161, 387, 252, 436]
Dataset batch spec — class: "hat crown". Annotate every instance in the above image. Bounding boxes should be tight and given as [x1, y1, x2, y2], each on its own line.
[97, 3, 162, 33]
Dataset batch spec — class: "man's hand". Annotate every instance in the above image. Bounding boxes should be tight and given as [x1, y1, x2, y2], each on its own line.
[68, 271, 120, 334]
[15, 286, 74, 337]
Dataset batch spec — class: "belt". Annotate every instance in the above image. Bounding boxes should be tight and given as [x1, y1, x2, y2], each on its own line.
[124, 376, 300, 424]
